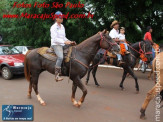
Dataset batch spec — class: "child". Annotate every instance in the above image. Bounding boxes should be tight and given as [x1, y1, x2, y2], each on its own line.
[118, 27, 130, 54]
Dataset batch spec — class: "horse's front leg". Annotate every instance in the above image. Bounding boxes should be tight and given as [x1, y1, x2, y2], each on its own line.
[119, 69, 127, 90]
[140, 86, 163, 119]
[72, 77, 87, 108]
[127, 67, 139, 93]
[71, 82, 78, 106]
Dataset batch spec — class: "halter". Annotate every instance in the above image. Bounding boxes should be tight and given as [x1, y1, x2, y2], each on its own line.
[129, 42, 152, 62]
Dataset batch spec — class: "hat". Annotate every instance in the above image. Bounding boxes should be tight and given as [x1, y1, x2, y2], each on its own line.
[120, 27, 125, 30]
[110, 20, 120, 28]
[55, 11, 63, 19]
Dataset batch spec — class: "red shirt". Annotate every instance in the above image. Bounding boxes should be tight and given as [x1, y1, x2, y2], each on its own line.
[144, 32, 152, 41]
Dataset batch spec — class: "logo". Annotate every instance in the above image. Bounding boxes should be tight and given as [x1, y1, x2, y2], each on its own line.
[2, 105, 33, 121]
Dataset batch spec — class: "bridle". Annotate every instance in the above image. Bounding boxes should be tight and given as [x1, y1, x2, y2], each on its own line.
[99, 32, 118, 51]
[128, 41, 152, 62]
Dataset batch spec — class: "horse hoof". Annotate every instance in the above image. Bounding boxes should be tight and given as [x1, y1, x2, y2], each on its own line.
[41, 102, 46, 106]
[73, 103, 80, 108]
[140, 115, 146, 120]
[121, 87, 125, 91]
[136, 90, 139, 94]
[96, 85, 100, 87]
[27, 95, 32, 99]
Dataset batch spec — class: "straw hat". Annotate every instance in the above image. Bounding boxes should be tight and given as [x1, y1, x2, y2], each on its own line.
[110, 20, 120, 28]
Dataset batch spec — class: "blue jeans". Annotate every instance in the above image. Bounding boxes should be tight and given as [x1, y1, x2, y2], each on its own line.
[116, 45, 122, 60]
[150, 47, 155, 65]
[51, 45, 63, 67]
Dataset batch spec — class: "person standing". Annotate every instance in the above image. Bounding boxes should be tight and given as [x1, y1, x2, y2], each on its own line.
[50, 11, 72, 82]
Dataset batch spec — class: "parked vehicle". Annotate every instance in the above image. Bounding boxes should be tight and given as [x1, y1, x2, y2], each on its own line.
[14, 46, 34, 55]
[0, 45, 25, 80]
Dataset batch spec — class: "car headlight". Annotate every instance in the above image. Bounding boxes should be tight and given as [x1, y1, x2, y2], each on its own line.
[14, 63, 23, 66]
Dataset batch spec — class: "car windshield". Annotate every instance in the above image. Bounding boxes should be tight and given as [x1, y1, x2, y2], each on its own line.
[0, 46, 20, 55]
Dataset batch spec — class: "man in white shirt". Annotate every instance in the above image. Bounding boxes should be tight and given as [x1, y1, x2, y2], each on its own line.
[109, 20, 124, 66]
[50, 11, 72, 82]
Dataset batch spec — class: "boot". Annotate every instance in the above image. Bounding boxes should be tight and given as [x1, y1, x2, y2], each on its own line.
[118, 60, 125, 66]
[125, 51, 130, 54]
[55, 67, 63, 82]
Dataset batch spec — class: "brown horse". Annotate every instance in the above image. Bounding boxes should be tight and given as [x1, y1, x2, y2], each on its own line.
[140, 52, 163, 119]
[24, 30, 120, 107]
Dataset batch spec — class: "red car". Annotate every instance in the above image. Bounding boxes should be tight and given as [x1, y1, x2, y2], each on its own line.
[0, 45, 25, 80]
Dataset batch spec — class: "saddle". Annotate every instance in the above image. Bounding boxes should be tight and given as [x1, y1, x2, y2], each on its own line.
[37, 46, 73, 62]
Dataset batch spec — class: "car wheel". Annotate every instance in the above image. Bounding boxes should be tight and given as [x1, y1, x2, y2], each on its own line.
[1, 67, 13, 80]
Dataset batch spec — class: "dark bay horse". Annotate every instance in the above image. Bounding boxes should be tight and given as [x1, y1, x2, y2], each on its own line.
[24, 30, 120, 107]
[86, 41, 153, 93]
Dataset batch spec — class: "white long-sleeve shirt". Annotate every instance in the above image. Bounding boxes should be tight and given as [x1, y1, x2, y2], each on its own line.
[50, 23, 68, 46]
[109, 28, 119, 39]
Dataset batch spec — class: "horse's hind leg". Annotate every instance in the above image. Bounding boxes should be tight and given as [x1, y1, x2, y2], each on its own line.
[27, 80, 32, 99]
[31, 72, 46, 106]
[140, 86, 163, 119]
[92, 66, 100, 86]
[85, 67, 93, 85]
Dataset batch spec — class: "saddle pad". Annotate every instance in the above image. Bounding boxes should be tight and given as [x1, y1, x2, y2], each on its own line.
[37, 47, 57, 61]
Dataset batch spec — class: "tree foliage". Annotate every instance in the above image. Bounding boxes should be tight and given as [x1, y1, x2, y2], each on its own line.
[0, 0, 162, 47]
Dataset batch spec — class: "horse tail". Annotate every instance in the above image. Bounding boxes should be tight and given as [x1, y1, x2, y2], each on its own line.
[24, 50, 31, 82]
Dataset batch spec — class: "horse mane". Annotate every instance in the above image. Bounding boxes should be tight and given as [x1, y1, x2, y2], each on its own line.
[76, 32, 99, 49]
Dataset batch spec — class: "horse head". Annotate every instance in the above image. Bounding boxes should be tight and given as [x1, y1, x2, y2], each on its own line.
[99, 29, 120, 54]
[140, 41, 153, 63]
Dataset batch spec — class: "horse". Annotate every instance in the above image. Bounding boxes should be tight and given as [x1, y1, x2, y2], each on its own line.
[140, 52, 163, 119]
[24, 30, 120, 107]
[86, 41, 153, 93]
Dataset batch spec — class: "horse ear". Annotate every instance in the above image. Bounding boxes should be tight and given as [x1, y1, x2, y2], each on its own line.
[102, 29, 107, 34]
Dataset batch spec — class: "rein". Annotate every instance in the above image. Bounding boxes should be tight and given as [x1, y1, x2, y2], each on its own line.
[71, 32, 115, 69]
[128, 42, 152, 62]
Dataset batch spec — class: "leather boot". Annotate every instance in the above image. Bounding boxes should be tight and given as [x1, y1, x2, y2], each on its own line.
[55, 67, 63, 82]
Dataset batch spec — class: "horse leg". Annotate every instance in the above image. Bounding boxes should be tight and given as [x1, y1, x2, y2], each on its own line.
[85, 67, 93, 85]
[128, 67, 139, 93]
[119, 69, 127, 90]
[148, 65, 153, 80]
[92, 66, 100, 86]
[71, 82, 78, 106]
[31, 72, 46, 106]
[27, 80, 32, 99]
[140, 86, 163, 119]
[72, 77, 87, 108]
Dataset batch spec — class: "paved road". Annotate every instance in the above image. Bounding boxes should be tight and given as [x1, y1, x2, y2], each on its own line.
[0, 67, 162, 122]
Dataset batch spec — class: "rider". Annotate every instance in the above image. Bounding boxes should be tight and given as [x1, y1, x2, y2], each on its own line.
[50, 11, 72, 82]
[109, 20, 124, 66]
[144, 26, 156, 62]
[118, 27, 130, 54]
